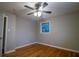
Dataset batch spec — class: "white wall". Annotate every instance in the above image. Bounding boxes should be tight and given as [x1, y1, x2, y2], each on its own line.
[15, 16, 37, 48]
[0, 13, 3, 52]
[0, 11, 37, 52]
[5, 12, 16, 51]
[37, 12, 79, 51]
[0, 10, 79, 52]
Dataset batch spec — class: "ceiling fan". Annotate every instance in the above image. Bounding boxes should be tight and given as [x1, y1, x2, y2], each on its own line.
[24, 2, 52, 17]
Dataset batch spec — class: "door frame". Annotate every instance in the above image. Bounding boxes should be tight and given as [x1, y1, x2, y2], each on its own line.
[1, 15, 8, 56]
[3, 15, 8, 52]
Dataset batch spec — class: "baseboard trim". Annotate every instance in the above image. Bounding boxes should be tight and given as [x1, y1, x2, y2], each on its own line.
[5, 42, 38, 54]
[37, 42, 79, 53]
[15, 42, 38, 49]
[5, 49, 15, 54]
[5, 42, 79, 54]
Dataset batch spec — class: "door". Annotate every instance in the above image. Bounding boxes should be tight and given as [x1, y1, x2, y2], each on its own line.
[0, 14, 3, 56]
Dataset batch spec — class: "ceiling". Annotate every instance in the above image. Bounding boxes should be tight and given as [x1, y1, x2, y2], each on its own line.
[0, 2, 79, 19]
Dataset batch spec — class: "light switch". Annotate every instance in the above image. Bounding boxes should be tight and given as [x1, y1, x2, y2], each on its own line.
[8, 29, 10, 32]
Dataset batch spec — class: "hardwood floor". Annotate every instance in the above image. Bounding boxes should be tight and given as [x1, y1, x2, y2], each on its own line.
[5, 43, 79, 57]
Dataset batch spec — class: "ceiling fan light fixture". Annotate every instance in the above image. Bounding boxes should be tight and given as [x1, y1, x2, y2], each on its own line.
[34, 12, 38, 16]
[34, 11, 42, 17]
[38, 11, 42, 17]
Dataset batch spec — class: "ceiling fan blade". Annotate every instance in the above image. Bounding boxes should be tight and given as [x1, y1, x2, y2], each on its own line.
[42, 2, 48, 8]
[27, 12, 35, 15]
[24, 5, 34, 10]
[43, 11, 52, 14]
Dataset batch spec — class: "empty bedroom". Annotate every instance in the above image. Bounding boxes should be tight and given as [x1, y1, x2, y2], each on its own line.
[0, 2, 79, 57]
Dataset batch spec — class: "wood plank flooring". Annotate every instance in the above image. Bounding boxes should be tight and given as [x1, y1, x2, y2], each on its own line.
[4, 43, 79, 57]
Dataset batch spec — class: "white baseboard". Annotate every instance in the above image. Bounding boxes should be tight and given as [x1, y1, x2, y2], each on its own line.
[4, 42, 79, 54]
[5, 42, 38, 54]
[5, 49, 15, 54]
[15, 42, 38, 49]
[37, 42, 79, 53]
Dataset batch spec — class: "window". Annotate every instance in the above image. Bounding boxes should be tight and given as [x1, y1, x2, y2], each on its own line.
[40, 21, 50, 33]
